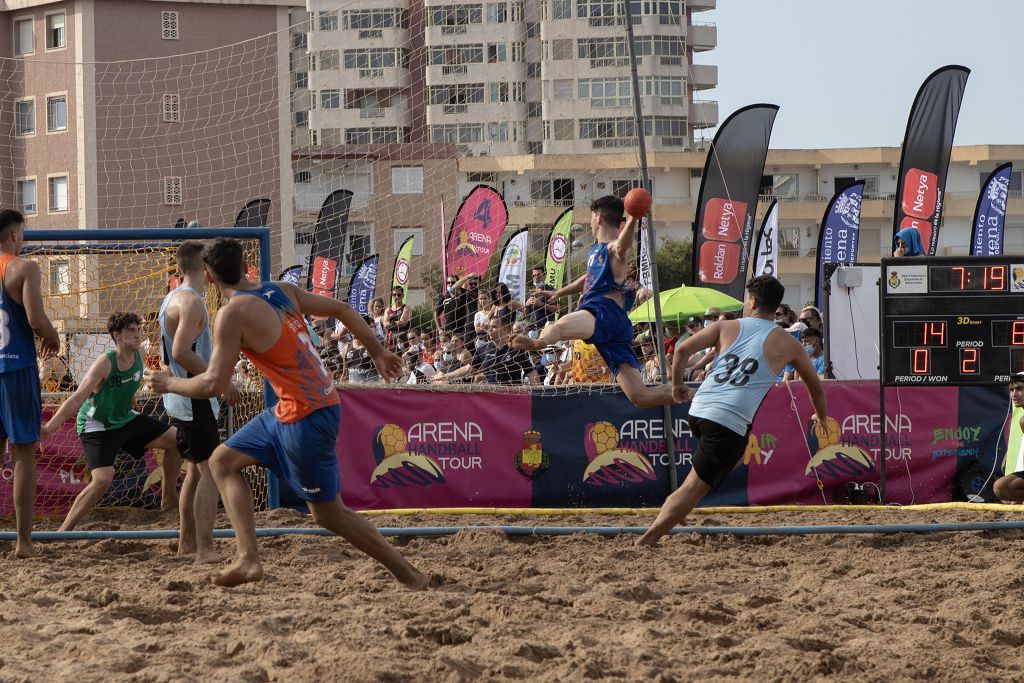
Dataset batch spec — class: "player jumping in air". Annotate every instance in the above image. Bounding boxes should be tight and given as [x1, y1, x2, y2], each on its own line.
[0, 209, 60, 557]
[146, 238, 427, 589]
[511, 196, 675, 408]
[638, 275, 829, 545]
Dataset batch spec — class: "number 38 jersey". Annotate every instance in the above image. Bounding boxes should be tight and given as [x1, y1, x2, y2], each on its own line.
[689, 317, 780, 436]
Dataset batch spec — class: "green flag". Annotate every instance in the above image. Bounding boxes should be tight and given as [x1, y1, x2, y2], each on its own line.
[392, 236, 414, 298]
[544, 208, 573, 291]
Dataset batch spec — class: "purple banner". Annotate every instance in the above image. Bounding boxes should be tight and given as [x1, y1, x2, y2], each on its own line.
[445, 185, 509, 279]
[815, 181, 864, 308]
[347, 254, 378, 316]
[971, 163, 1011, 256]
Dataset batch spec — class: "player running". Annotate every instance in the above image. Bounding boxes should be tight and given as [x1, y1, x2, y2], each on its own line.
[41, 312, 182, 530]
[146, 238, 427, 589]
[0, 209, 60, 557]
[158, 241, 223, 562]
[638, 275, 829, 545]
[511, 196, 675, 408]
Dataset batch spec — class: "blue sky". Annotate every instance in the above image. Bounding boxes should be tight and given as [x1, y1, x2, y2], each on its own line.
[697, 1, 1022, 148]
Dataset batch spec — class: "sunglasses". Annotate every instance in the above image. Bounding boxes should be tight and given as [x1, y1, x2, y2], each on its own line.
[798, 317, 815, 324]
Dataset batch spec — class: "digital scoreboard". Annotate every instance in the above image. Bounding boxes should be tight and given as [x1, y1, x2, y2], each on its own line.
[880, 256, 1024, 386]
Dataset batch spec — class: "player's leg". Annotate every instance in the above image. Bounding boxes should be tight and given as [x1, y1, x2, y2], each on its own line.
[614, 365, 675, 409]
[192, 460, 221, 563]
[307, 496, 428, 589]
[636, 466, 711, 546]
[993, 474, 1024, 502]
[59, 466, 115, 531]
[511, 310, 596, 352]
[147, 426, 182, 512]
[208, 444, 263, 586]
[176, 460, 199, 556]
[10, 442, 37, 558]
[1, 368, 41, 557]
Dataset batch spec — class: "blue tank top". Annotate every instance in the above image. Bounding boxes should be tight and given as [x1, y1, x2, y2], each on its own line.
[577, 242, 635, 311]
[158, 285, 218, 421]
[688, 318, 781, 436]
[0, 254, 36, 373]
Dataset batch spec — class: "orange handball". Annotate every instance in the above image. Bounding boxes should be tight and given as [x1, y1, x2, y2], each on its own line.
[623, 187, 652, 218]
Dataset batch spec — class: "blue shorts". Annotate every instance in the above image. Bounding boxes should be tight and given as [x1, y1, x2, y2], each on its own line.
[226, 404, 341, 503]
[0, 366, 41, 444]
[580, 297, 640, 378]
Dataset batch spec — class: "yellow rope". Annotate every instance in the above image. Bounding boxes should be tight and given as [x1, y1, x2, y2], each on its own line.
[42, 264, 175, 298]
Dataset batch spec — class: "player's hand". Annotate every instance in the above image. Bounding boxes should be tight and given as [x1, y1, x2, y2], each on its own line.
[220, 383, 242, 407]
[371, 350, 403, 382]
[39, 333, 60, 360]
[431, 371, 446, 384]
[145, 365, 172, 394]
[672, 383, 691, 403]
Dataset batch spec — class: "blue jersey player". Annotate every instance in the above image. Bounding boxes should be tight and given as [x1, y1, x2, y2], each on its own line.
[0, 209, 60, 558]
[512, 196, 675, 408]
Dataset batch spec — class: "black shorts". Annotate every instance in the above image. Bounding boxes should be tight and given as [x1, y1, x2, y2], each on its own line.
[688, 416, 750, 489]
[80, 414, 172, 471]
[172, 399, 220, 464]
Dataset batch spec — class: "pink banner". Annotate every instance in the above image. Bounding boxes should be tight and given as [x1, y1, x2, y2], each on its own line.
[444, 185, 508, 279]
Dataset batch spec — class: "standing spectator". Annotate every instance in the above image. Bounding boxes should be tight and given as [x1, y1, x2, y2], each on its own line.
[369, 298, 387, 340]
[436, 274, 477, 337]
[799, 306, 823, 333]
[383, 286, 412, 349]
[493, 282, 523, 322]
[775, 304, 795, 327]
[340, 317, 381, 384]
[474, 288, 497, 343]
[524, 265, 557, 331]
[434, 312, 538, 385]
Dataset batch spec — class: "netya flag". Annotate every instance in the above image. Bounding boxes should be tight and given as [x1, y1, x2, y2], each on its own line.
[971, 163, 1011, 256]
[498, 228, 529, 304]
[347, 254, 379, 316]
[445, 185, 508, 279]
[392, 236, 414, 299]
[544, 208, 574, 290]
[892, 65, 970, 255]
[815, 181, 864, 309]
[753, 200, 779, 278]
[692, 104, 778, 300]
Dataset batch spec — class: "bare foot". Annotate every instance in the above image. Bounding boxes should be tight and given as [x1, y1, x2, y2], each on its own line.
[12, 543, 36, 559]
[635, 534, 660, 547]
[510, 334, 544, 351]
[401, 570, 430, 591]
[194, 549, 222, 565]
[176, 542, 196, 557]
[162, 495, 179, 512]
[211, 558, 264, 587]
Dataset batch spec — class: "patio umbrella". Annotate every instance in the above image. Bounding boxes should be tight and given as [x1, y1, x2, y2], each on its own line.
[628, 286, 743, 326]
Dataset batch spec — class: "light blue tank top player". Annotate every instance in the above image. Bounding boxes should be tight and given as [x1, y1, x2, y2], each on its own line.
[688, 317, 780, 436]
[158, 285, 218, 421]
[576, 242, 640, 377]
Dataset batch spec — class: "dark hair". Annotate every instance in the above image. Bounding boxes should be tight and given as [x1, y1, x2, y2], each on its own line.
[1009, 372, 1024, 386]
[492, 283, 512, 304]
[0, 209, 25, 238]
[590, 195, 625, 225]
[201, 238, 244, 285]
[532, 265, 545, 273]
[720, 311, 738, 321]
[802, 327, 822, 343]
[175, 240, 205, 273]
[746, 275, 785, 314]
[108, 311, 142, 337]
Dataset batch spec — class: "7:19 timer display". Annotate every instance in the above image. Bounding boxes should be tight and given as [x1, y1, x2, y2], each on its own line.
[928, 265, 1007, 291]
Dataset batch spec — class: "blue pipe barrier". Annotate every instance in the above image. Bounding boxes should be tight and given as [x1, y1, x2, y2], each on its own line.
[6, 520, 1024, 542]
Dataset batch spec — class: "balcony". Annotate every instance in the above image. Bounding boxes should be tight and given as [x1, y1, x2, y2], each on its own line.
[293, 189, 372, 214]
[690, 63, 718, 90]
[359, 107, 384, 119]
[688, 22, 717, 51]
[689, 99, 718, 127]
[687, 0, 716, 11]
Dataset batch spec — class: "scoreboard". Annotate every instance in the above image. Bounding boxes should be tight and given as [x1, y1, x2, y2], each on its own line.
[881, 256, 1024, 386]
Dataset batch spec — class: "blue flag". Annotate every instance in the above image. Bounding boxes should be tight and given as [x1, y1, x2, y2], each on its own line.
[815, 181, 864, 309]
[971, 163, 1011, 256]
[347, 255, 378, 316]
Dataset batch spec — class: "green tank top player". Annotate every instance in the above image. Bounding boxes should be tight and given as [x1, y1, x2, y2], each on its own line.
[76, 349, 143, 434]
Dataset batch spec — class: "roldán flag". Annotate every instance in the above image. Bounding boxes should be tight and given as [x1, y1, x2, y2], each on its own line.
[971, 162, 1011, 256]
[498, 229, 529, 304]
[392, 236, 414, 299]
[815, 181, 864, 309]
[347, 254, 379, 316]
[445, 185, 508, 279]
[753, 201, 778, 278]
[544, 208, 574, 291]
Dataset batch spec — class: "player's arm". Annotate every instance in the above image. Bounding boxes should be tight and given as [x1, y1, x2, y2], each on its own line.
[16, 259, 59, 357]
[785, 334, 828, 427]
[544, 274, 587, 300]
[149, 305, 242, 398]
[41, 354, 110, 437]
[671, 322, 722, 400]
[433, 359, 477, 382]
[609, 215, 639, 264]
[169, 298, 208, 376]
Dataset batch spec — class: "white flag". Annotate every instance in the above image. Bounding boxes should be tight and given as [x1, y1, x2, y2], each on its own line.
[499, 228, 529, 304]
[638, 218, 653, 291]
[754, 201, 779, 278]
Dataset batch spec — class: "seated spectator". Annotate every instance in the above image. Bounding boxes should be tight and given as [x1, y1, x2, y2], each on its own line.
[703, 307, 722, 325]
[893, 226, 926, 257]
[434, 312, 538, 385]
[450, 334, 474, 366]
[784, 327, 826, 381]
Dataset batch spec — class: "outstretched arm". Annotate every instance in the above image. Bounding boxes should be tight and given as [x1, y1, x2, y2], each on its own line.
[543, 274, 587, 300]
[609, 215, 639, 264]
[42, 355, 110, 437]
[670, 322, 722, 401]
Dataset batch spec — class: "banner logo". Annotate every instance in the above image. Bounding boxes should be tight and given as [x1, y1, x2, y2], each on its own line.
[311, 256, 337, 297]
[582, 421, 656, 487]
[395, 257, 410, 285]
[757, 227, 775, 276]
[702, 198, 746, 242]
[514, 430, 550, 480]
[549, 234, 568, 263]
[369, 424, 446, 488]
[698, 241, 740, 284]
[902, 168, 938, 219]
[804, 417, 876, 480]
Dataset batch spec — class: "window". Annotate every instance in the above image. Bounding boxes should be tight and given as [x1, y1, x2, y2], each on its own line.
[487, 3, 507, 23]
[640, 75, 684, 105]
[161, 11, 179, 40]
[531, 179, 574, 206]
[510, 42, 524, 62]
[161, 176, 182, 206]
[342, 8, 407, 29]
[779, 227, 800, 256]
[17, 179, 36, 214]
[50, 260, 70, 295]
[551, 39, 573, 60]
[319, 50, 340, 70]
[15, 100, 34, 136]
[467, 172, 497, 183]
[552, 79, 573, 99]
[345, 127, 407, 144]
[429, 83, 485, 106]
[526, 22, 539, 38]
[510, 2, 524, 21]
[160, 94, 180, 123]
[343, 224, 374, 275]
[429, 5, 483, 26]
[635, 35, 685, 60]
[979, 169, 1024, 193]
[579, 78, 631, 107]
[344, 48, 409, 69]
[576, 0, 622, 25]
[293, 110, 308, 127]
[611, 179, 637, 198]
[15, 18, 33, 55]
[553, 0, 573, 19]
[319, 12, 338, 31]
[578, 37, 628, 67]
[320, 90, 340, 109]
[427, 45, 483, 66]
[320, 128, 342, 145]
[47, 95, 67, 131]
[45, 13, 65, 49]
[48, 175, 69, 212]
[487, 43, 507, 63]
[393, 227, 424, 256]
[553, 119, 574, 140]
[527, 62, 541, 78]
[294, 170, 311, 185]
[293, 72, 308, 89]
[527, 102, 542, 118]
[430, 124, 485, 144]
[392, 167, 423, 194]
[528, 141, 542, 155]
[579, 117, 636, 147]
[489, 122, 509, 142]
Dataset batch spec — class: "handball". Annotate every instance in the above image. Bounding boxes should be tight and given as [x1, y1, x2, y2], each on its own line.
[623, 187, 652, 218]
[377, 423, 407, 457]
[588, 421, 619, 455]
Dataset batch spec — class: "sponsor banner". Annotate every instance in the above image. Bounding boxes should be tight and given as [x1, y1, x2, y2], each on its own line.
[392, 237, 414, 298]
[347, 254, 379, 316]
[815, 182, 864, 308]
[692, 104, 778, 300]
[892, 66, 970, 255]
[971, 163, 1011, 256]
[753, 200, 779, 278]
[306, 190, 353, 320]
[498, 228, 529, 305]
[885, 265, 927, 294]
[310, 256, 338, 299]
[278, 264, 304, 286]
[444, 185, 509, 280]
[544, 208, 574, 292]
[638, 219, 653, 291]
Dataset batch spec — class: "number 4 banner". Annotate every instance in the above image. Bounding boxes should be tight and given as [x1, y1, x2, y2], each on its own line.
[445, 184, 509, 280]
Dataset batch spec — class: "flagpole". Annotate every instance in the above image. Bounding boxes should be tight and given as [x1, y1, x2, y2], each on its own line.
[623, 0, 678, 491]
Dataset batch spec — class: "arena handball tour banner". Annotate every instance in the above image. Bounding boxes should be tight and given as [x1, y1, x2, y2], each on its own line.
[347, 254, 378, 317]
[752, 200, 778, 278]
[892, 65, 970, 255]
[971, 162, 1011, 256]
[544, 208, 573, 292]
[815, 181, 864, 309]
[498, 228, 529, 304]
[444, 185, 508, 279]
[306, 189, 353, 311]
[692, 104, 778, 300]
